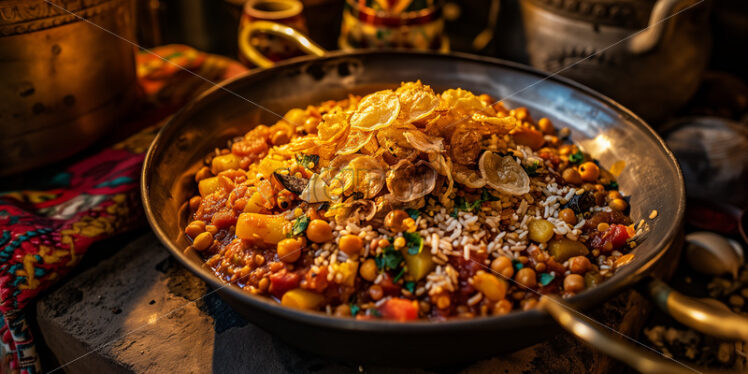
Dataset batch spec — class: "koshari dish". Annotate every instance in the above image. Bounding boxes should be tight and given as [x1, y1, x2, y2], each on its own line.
[185, 81, 637, 321]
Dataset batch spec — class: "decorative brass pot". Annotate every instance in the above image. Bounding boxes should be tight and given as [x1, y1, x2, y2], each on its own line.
[520, 0, 711, 122]
[0, 0, 137, 176]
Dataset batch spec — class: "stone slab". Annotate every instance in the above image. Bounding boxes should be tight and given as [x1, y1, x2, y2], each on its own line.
[36, 233, 651, 373]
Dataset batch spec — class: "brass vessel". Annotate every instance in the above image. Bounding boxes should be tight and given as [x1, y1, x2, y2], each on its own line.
[0, 0, 137, 176]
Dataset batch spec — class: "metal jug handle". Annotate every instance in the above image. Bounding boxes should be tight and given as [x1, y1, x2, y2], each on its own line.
[628, 0, 698, 55]
[238, 20, 327, 68]
[540, 278, 748, 374]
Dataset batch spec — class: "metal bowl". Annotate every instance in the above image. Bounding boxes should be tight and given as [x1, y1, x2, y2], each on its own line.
[141, 51, 685, 366]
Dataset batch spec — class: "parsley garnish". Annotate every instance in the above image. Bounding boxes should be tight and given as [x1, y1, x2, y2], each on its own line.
[454, 188, 499, 215]
[404, 281, 416, 293]
[291, 215, 310, 236]
[523, 161, 540, 176]
[295, 154, 320, 169]
[369, 309, 381, 317]
[539, 273, 555, 286]
[350, 304, 360, 317]
[402, 231, 423, 255]
[393, 267, 406, 282]
[375, 245, 404, 271]
[569, 151, 584, 164]
[405, 208, 420, 220]
[480, 188, 499, 202]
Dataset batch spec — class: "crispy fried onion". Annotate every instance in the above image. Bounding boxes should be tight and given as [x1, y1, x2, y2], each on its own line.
[386, 159, 437, 202]
[403, 130, 444, 153]
[323, 155, 386, 199]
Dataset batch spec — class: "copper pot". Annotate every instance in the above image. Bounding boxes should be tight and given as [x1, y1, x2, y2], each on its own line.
[520, 0, 711, 122]
[0, 0, 137, 176]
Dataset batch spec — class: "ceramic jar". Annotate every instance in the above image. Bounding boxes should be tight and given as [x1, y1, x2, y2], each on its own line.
[339, 0, 448, 51]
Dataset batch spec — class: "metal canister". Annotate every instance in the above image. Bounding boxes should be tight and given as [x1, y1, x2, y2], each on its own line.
[0, 0, 137, 176]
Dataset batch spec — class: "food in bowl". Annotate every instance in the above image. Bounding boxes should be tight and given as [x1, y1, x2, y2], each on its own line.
[183, 81, 637, 321]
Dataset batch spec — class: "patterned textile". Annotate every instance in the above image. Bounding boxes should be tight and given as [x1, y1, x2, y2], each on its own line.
[0, 45, 247, 373]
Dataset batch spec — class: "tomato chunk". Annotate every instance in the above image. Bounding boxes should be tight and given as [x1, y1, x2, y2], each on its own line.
[269, 270, 300, 299]
[379, 298, 419, 321]
[590, 224, 631, 252]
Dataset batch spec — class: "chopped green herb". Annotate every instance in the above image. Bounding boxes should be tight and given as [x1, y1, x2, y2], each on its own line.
[291, 215, 310, 236]
[523, 161, 541, 176]
[370, 309, 381, 317]
[393, 267, 406, 282]
[402, 231, 423, 255]
[512, 259, 524, 271]
[605, 181, 619, 190]
[569, 151, 584, 164]
[295, 153, 320, 169]
[375, 245, 404, 271]
[454, 188, 499, 215]
[404, 281, 416, 293]
[405, 208, 420, 220]
[539, 273, 555, 286]
[480, 188, 499, 202]
[350, 304, 360, 317]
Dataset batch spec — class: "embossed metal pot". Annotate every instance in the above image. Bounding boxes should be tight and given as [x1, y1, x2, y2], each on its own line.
[0, 0, 137, 176]
[520, 0, 711, 122]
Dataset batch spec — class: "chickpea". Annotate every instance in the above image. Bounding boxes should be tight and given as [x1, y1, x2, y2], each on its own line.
[339, 234, 363, 256]
[564, 274, 586, 293]
[369, 285, 384, 301]
[306, 219, 333, 243]
[189, 196, 202, 210]
[538, 117, 555, 134]
[393, 236, 406, 249]
[334, 304, 351, 317]
[559, 208, 577, 225]
[378, 238, 391, 248]
[192, 232, 213, 251]
[607, 190, 622, 200]
[568, 256, 591, 274]
[514, 107, 528, 121]
[562, 168, 583, 185]
[384, 210, 410, 233]
[493, 299, 513, 315]
[490, 256, 514, 279]
[258, 277, 269, 291]
[597, 222, 610, 232]
[578, 162, 600, 182]
[271, 130, 290, 146]
[436, 294, 451, 309]
[303, 117, 320, 134]
[194, 166, 212, 182]
[205, 224, 219, 235]
[185, 220, 206, 238]
[516, 268, 537, 288]
[522, 298, 539, 311]
[360, 259, 378, 281]
[254, 254, 265, 266]
[277, 237, 305, 263]
[609, 198, 628, 211]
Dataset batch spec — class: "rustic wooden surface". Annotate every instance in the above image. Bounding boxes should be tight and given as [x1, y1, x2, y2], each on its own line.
[36, 233, 653, 374]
